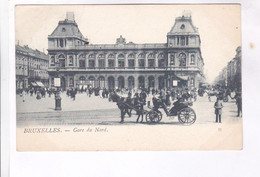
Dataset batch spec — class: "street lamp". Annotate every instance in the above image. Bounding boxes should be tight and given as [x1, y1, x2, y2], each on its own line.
[54, 61, 62, 110]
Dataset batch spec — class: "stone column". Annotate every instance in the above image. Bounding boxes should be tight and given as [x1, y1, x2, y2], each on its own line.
[144, 75, 148, 89]
[155, 53, 159, 68]
[66, 75, 70, 88]
[124, 76, 128, 88]
[115, 76, 118, 89]
[115, 54, 118, 68]
[134, 76, 138, 89]
[125, 54, 128, 68]
[154, 76, 158, 89]
[73, 75, 77, 88]
[85, 54, 89, 68]
[105, 53, 108, 68]
[134, 53, 138, 68]
[145, 53, 148, 68]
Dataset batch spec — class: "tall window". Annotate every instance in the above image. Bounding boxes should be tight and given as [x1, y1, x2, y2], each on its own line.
[118, 54, 125, 68]
[128, 53, 135, 68]
[89, 60, 95, 68]
[108, 60, 114, 68]
[98, 60, 105, 68]
[190, 54, 195, 65]
[108, 54, 115, 68]
[158, 59, 165, 68]
[138, 59, 145, 68]
[68, 56, 73, 66]
[170, 55, 175, 65]
[179, 53, 186, 66]
[98, 54, 105, 68]
[138, 53, 145, 68]
[128, 60, 135, 68]
[148, 59, 155, 68]
[181, 37, 185, 46]
[50, 56, 55, 66]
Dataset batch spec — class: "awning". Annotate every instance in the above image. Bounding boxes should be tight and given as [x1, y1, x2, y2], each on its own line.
[30, 82, 37, 86]
[176, 75, 189, 81]
[35, 81, 45, 87]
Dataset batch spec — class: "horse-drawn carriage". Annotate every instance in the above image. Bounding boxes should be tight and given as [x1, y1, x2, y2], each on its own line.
[145, 97, 196, 125]
[110, 92, 196, 125]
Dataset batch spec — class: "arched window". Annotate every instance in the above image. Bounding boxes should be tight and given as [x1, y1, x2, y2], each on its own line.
[98, 54, 105, 68]
[69, 78, 74, 86]
[79, 54, 86, 68]
[190, 54, 195, 65]
[79, 76, 86, 84]
[88, 54, 95, 68]
[128, 53, 135, 68]
[50, 56, 55, 66]
[118, 54, 125, 68]
[179, 53, 186, 66]
[88, 76, 95, 88]
[68, 56, 73, 66]
[58, 54, 65, 67]
[108, 54, 115, 68]
[138, 53, 145, 68]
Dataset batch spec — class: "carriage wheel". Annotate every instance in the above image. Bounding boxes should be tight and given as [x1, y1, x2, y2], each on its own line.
[146, 111, 162, 123]
[178, 108, 196, 125]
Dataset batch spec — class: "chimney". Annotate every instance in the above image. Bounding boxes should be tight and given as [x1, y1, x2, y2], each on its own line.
[66, 12, 75, 21]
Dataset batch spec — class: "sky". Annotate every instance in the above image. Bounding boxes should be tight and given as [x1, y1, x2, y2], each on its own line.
[15, 5, 241, 83]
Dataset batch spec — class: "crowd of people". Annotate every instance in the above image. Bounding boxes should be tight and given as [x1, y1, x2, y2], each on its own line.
[17, 84, 242, 123]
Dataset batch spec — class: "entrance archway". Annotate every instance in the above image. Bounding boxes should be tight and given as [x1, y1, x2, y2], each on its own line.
[158, 76, 165, 89]
[118, 76, 125, 89]
[128, 76, 135, 89]
[108, 76, 115, 90]
[88, 76, 95, 88]
[138, 76, 145, 89]
[98, 76, 105, 88]
[148, 76, 155, 88]
[61, 77, 66, 89]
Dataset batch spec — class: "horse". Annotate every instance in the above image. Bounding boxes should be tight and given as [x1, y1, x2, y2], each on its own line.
[109, 92, 136, 123]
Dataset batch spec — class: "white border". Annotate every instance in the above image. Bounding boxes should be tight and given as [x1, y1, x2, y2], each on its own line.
[2, 0, 260, 177]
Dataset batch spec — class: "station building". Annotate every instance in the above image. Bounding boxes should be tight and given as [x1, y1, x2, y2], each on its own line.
[47, 12, 205, 90]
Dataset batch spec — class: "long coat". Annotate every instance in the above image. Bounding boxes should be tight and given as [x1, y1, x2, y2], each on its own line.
[214, 101, 223, 115]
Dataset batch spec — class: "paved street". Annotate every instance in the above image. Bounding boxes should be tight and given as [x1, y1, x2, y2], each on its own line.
[17, 92, 242, 127]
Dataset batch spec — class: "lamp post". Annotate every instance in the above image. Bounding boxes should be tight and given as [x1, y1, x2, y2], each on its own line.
[54, 61, 62, 110]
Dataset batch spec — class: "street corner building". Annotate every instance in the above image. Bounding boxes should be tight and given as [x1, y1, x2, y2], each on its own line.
[47, 12, 205, 90]
[16, 44, 49, 90]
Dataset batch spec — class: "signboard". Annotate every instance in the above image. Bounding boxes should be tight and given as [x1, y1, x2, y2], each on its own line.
[172, 80, 178, 86]
[54, 78, 61, 87]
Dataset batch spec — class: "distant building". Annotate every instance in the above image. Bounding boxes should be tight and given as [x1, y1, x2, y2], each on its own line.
[47, 12, 205, 90]
[214, 46, 241, 90]
[16, 44, 49, 89]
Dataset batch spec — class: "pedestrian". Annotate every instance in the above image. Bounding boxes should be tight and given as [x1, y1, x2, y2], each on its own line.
[22, 90, 26, 102]
[214, 98, 223, 123]
[234, 92, 242, 117]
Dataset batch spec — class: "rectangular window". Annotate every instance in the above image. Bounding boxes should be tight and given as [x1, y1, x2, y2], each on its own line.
[108, 60, 114, 68]
[69, 57, 73, 66]
[138, 59, 145, 68]
[128, 60, 135, 68]
[148, 59, 155, 68]
[89, 60, 95, 68]
[118, 60, 125, 68]
[98, 60, 105, 68]
[158, 59, 165, 68]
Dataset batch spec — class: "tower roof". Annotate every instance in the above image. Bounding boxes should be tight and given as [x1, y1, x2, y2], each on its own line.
[168, 15, 199, 35]
[49, 12, 88, 42]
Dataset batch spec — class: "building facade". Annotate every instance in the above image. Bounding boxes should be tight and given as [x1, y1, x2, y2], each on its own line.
[214, 46, 241, 90]
[47, 12, 205, 90]
[16, 44, 49, 89]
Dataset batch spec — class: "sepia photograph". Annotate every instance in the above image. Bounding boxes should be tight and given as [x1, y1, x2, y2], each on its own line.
[15, 4, 242, 151]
